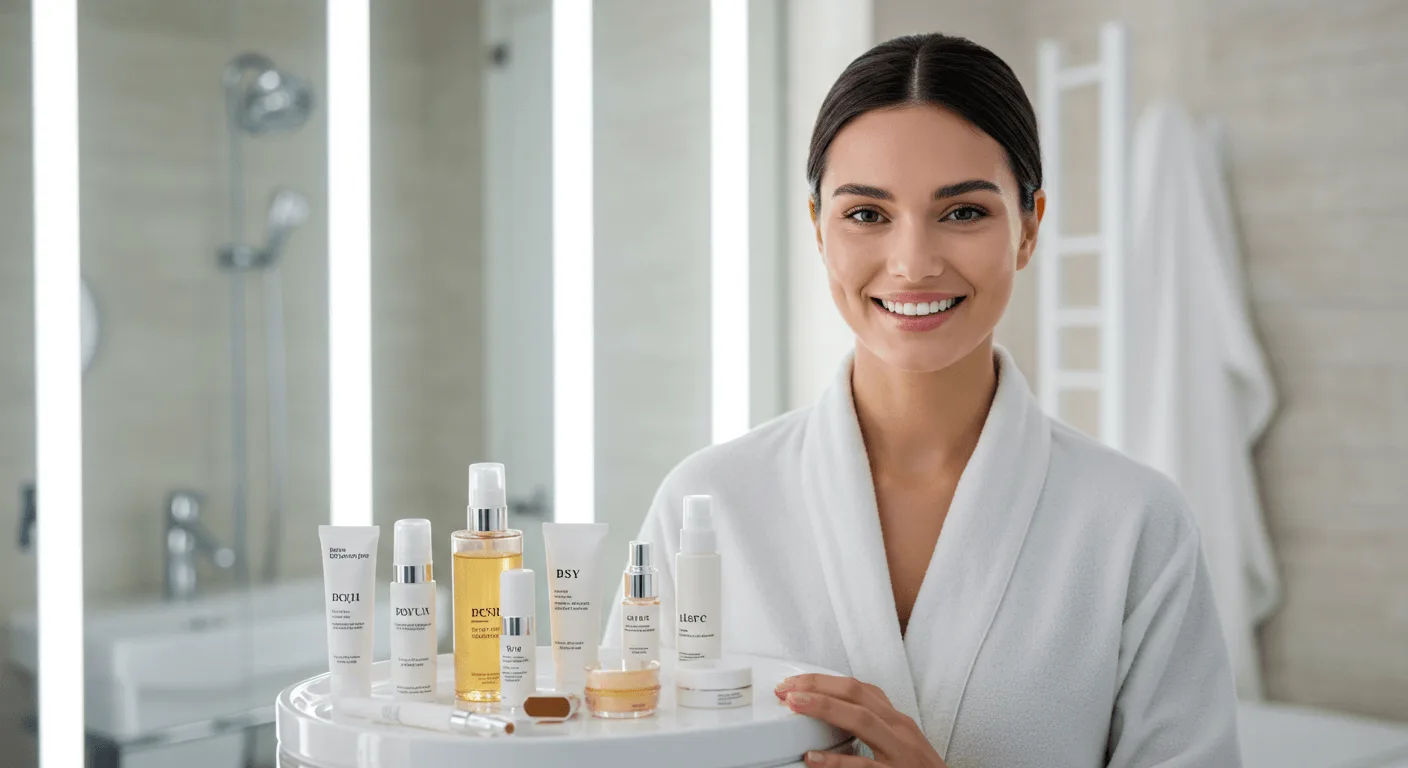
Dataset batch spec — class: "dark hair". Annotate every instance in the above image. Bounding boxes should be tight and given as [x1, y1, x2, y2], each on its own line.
[807, 33, 1041, 213]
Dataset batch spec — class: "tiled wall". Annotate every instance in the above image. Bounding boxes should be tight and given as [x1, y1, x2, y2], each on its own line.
[0, 0, 485, 757]
[593, 0, 713, 605]
[367, 0, 485, 581]
[877, 0, 1408, 722]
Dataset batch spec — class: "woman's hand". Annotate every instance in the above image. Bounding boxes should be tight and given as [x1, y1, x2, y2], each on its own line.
[775, 674, 949, 768]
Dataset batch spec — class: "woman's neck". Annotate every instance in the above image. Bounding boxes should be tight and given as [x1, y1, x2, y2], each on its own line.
[850, 337, 998, 477]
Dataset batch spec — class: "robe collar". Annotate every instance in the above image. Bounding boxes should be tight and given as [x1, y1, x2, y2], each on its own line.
[799, 345, 1052, 755]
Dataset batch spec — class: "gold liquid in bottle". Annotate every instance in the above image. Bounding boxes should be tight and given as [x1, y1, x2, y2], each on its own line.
[453, 463, 524, 703]
[453, 540, 522, 701]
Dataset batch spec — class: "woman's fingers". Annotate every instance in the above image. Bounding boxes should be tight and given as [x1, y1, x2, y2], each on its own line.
[785, 690, 899, 752]
[777, 674, 869, 701]
[776, 674, 902, 725]
[778, 678, 949, 767]
[803, 750, 884, 767]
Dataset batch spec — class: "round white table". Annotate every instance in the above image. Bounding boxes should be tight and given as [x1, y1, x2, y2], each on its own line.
[276, 649, 857, 767]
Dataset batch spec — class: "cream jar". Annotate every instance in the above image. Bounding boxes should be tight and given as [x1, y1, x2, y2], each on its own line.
[584, 660, 661, 719]
[675, 660, 753, 709]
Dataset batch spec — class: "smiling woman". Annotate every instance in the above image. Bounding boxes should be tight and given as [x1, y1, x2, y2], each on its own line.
[608, 32, 1241, 768]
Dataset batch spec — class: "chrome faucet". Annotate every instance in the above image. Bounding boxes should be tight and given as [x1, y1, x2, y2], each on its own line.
[164, 491, 236, 600]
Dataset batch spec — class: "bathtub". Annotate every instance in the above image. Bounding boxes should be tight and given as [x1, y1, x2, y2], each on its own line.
[1239, 701, 1408, 768]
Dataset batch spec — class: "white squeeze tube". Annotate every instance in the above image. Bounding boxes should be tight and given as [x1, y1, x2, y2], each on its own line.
[541, 522, 609, 689]
[676, 495, 721, 661]
[390, 518, 437, 701]
[319, 525, 380, 698]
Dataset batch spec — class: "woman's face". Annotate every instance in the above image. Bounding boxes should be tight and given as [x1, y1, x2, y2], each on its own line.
[812, 105, 1044, 373]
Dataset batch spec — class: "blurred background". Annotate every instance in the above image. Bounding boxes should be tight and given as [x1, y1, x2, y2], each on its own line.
[1, 0, 1405, 767]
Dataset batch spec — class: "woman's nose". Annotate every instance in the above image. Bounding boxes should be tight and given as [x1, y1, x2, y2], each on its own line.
[886, 218, 946, 282]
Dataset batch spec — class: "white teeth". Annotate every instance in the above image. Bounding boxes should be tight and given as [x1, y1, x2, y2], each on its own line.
[877, 297, 962, 316]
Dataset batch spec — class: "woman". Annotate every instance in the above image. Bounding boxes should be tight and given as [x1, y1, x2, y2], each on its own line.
[606, 33, 1240, 767]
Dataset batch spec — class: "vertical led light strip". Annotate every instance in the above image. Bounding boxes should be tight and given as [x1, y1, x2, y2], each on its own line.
[32, 0, 85, 765]
[552, 0, 594, 523]
[327, 1, 372, 526]
[710, 0, 749, 444]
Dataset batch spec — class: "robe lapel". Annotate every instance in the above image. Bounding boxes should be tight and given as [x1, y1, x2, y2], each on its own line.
[903, 346, 1052, 757]
[800, 353, 923, 723]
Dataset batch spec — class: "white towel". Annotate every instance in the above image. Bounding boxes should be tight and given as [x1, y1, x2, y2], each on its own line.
[1127, 102, 1281, 699]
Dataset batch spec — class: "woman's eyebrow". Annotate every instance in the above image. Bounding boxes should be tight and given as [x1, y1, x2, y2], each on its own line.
[934, 179, 1001, 199]
[831, 182, 891, 200]
[830, 179, 1002, 200]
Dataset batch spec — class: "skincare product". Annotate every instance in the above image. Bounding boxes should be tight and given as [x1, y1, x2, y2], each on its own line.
[522, 692, 581, 720]
[452, 463, 523, 702]
[390, 519, 437, 701]
[339, 697, 515, 736]
[498, 568, 537, 708]
[318, 525, 380, 698]
[620, 540, 659, 664]
[584, 660, 661, 719]
[541, 522, 609, 689]
[675, 660, 753, 709]
[676, 495, 721, 661]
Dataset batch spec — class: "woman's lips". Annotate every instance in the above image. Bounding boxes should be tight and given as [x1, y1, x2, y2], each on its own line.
[871, 295, 965, 332]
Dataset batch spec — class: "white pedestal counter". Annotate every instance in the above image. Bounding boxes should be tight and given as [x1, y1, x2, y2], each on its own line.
[276, 649, 856, 767]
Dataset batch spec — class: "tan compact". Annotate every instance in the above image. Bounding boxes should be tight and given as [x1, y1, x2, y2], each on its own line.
[583, 660, 661, 719]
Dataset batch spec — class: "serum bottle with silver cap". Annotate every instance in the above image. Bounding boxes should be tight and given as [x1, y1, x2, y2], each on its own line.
[620, 541, 659, 664]
[498, 568, 536, 708]
[390, 518, 437, 701]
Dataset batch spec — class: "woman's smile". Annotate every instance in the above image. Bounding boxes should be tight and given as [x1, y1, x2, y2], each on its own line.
[870, 292, 968, 331]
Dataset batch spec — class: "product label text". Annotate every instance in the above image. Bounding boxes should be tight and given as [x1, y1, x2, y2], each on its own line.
[327, 547, 371, 561]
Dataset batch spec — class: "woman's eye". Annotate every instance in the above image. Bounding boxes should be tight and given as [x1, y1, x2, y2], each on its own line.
[847, 208, 884, 224]
[944, 205, 987, 223]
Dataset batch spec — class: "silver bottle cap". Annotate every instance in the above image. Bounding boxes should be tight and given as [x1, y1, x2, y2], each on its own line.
[623, 540, 657, 599]
[469, 506, 508, 532]
[394, 564, 433, 584]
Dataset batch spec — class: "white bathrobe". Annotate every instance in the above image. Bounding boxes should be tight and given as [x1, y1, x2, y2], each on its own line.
[606, 347, 1241, 767]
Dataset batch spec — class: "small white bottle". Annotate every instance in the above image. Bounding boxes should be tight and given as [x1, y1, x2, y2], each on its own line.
[390, 518, 437, 701]
[676, 495, 721, 662]
[499, 568, 537, 708]
[621, 541, 660, 664]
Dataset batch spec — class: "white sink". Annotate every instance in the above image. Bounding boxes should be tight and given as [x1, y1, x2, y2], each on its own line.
[8, 578, 451, 741]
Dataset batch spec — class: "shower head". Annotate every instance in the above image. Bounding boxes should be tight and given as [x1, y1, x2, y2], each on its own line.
[223, 53, 314, 136]
[261, 187, 310, 264]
